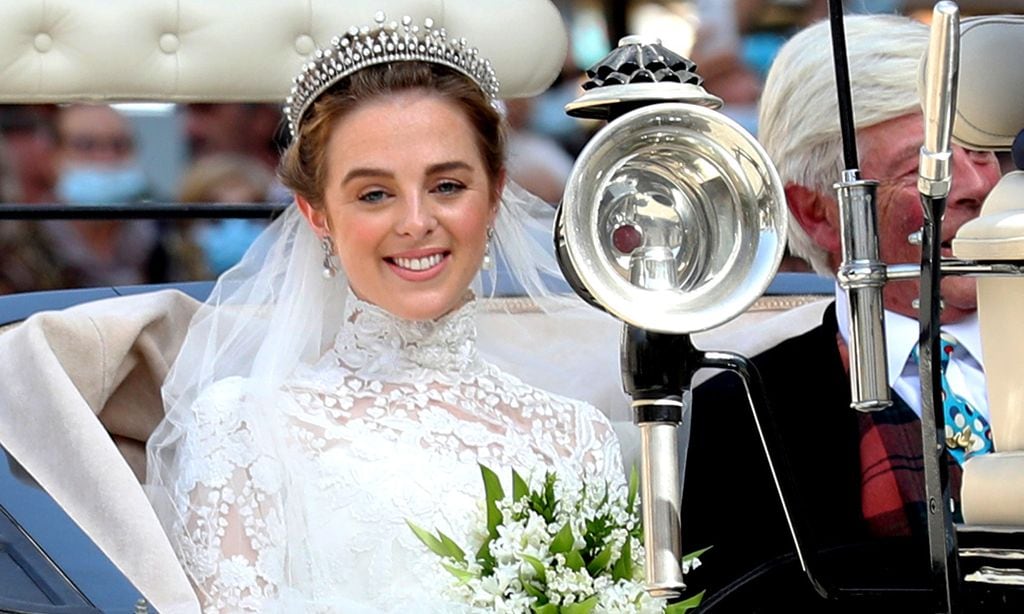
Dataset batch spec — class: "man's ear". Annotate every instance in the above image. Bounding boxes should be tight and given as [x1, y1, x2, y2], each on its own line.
[786, 183, 842, 255]
[295, 194, 329, 235]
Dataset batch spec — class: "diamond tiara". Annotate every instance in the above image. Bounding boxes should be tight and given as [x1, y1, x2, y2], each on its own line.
[284, 11, 500, 139]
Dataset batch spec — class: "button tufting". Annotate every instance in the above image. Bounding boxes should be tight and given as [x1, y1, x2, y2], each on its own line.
[295, 34, 316, 55]
[33, 33, 53, 53]
[159, 33, 180, 54]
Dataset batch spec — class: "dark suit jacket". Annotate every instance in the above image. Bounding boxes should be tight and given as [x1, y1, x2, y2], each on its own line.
[681, 302, 934, 612]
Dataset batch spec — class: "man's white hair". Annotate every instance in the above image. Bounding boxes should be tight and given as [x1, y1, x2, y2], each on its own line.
[758, 14, 929, 276]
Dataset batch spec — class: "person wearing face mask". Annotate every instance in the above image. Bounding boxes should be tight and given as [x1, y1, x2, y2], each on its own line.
[165, 153, 275, 280]
[42, 104, 166, 288]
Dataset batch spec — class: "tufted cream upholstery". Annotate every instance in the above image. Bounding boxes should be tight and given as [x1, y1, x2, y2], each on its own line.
[0, 0, 567, 103]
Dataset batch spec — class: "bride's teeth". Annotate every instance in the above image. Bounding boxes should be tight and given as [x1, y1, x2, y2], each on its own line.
[394, 253, 443, 271]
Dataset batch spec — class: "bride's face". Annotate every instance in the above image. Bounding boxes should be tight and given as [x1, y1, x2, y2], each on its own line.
[302, 91, 500, 321]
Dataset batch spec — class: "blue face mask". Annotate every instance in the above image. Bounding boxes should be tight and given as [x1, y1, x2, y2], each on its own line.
[195, 219, 266, 276]
[55, 164, 149, 205]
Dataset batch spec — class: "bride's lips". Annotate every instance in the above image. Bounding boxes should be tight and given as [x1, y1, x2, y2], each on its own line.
[384, 248, 450, 281]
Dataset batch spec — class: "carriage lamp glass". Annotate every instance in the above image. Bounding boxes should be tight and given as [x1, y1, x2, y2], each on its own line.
[558, 102, 787, 334]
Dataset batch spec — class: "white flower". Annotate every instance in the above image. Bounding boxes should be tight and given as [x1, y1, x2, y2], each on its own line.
[681, 555, 702, 575]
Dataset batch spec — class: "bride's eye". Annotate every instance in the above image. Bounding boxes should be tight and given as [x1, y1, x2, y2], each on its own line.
[433, 180, 465, 196]
[358, 189, 390, 204]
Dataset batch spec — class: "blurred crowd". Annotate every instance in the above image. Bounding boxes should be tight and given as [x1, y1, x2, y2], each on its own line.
[0, 103, 284, 294]
[1, 0, 1001, 295]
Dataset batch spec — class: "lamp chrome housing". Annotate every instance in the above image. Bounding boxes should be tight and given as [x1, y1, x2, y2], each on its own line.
[557, 102, 787, 333]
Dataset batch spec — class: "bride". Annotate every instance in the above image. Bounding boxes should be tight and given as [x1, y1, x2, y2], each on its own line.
[145, 10, 626, 613]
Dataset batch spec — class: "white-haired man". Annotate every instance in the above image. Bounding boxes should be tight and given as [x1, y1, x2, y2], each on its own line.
[680, 14, 1001, 609]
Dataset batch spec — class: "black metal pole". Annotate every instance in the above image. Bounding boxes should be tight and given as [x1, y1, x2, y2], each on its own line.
[916, 4, 963, 611]
[827, 0, 859, 170]
[918, 194, 960, 614]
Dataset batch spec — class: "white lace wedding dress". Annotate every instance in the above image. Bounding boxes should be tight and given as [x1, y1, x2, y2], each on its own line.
[160, 295, 625, 613]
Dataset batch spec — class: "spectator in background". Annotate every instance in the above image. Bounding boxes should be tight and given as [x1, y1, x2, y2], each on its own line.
[183, 104, 284, 169]
[41, 104, 165, 287]
[0, 106, 64, 293]
[692, 0, 764, 136]
[167, 153, 274, 279]
[504, 97, 575, 206]
[183, 103, 290, 202]
[0, 106, 58, 204]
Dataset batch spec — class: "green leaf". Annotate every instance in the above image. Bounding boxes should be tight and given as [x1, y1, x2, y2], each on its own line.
[475, 538, 496, 575]
[664, 591, 704, 613]
[612, 536, 632, 581]
[533, 604, 559, 614]
[550, 523, 575, 554]
[513, 469, 529, 503]
[586, 545, 613, 576]
[543, 473, 558, 520]
[682, 546, 712, 565]
[406, 521, 467, 564]
[561, 596, 599, 614]
[523, 580, 547, 601]
[627, 464, 639, 515]
[441, 561, 478, 583]
[480, 464, 505, 537]
[519, 554, 548, 583]
[564, 549, 585, 571]
[406, 520, 449, 558]
[437, 530, 466, 563]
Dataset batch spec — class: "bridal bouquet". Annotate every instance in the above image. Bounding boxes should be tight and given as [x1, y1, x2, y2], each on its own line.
[409, 465, 706, 613]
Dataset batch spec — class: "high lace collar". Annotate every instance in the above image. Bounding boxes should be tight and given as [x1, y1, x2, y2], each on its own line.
[330, 292, 482, 380]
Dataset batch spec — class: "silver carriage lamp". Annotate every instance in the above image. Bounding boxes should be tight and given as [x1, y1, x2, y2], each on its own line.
[554, 36, 799, 600]
[557, 36, 786, 334]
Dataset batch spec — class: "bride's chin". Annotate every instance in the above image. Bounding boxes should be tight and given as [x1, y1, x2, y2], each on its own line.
[383, 289, 474, 322]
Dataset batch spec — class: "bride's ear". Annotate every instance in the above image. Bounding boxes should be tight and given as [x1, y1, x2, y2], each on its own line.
[296, 194, 329, 236]
[489, 169, 507, 222]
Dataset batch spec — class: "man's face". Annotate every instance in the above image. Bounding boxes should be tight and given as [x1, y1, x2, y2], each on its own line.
[825, 113, 1001, 323]
[57, 105, 135, 166]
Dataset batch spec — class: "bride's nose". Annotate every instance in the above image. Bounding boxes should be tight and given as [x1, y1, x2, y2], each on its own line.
[394, 193, 438, 238]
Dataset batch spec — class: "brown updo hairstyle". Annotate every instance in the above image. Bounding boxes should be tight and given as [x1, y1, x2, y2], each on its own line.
[278, 62, 506, 209]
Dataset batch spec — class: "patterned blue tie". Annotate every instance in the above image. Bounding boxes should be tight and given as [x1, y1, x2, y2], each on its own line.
[914, 335, 994, 465]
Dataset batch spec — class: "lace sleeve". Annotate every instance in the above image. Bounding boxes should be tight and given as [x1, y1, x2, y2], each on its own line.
[573, 401, 629, 493]
[164, 379, 288, 613]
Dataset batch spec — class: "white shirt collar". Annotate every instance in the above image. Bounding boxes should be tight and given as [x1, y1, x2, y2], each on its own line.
[833, 282, 984, 383]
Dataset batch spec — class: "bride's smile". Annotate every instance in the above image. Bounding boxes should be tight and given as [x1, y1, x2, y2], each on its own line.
[385, 247, 450, 280]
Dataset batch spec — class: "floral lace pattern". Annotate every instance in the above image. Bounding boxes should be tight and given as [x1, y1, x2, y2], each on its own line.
[163, 295, 625, 613]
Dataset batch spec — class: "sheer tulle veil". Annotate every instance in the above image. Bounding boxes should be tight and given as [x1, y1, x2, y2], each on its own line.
[142, 175, 609, 593]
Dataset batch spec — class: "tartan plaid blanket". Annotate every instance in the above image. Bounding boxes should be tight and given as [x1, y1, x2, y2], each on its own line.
[858, 397, 963, 537]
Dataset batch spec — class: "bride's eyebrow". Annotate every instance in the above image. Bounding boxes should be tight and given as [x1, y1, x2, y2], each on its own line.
[426, 161, 473, 175]
[340, 161, 473, 185]
[342, 167, 392, 185]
